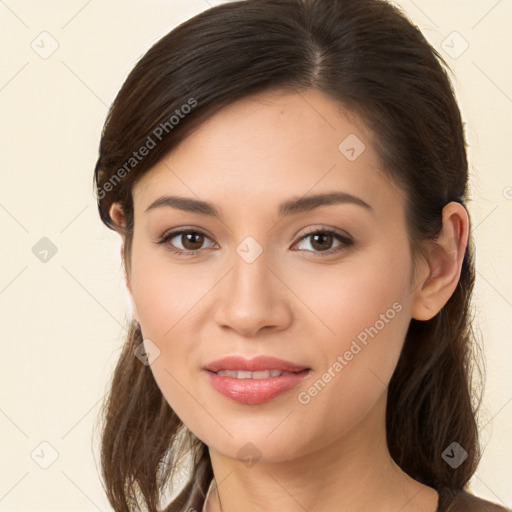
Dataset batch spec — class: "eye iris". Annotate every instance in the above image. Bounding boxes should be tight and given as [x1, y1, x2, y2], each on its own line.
[311, 233, 333, 251]
[182, 232, 204, 250]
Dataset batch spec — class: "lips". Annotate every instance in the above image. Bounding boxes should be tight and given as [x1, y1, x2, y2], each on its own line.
[203, 355, 310, 374]
[203, 355, 311, 404]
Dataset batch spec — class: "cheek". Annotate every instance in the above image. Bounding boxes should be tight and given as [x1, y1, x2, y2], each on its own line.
[128, 244, 220, 422]
[285, 247, 411, 430]
[286, 242, 412, 346]
[129, 242, 216, 339]
[129, 256, 211, 430]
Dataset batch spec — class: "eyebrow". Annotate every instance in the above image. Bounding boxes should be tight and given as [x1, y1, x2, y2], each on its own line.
[144, 191, 373, 219]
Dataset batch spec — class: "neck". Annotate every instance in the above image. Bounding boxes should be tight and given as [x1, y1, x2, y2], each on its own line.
[204, 394, 438, 512]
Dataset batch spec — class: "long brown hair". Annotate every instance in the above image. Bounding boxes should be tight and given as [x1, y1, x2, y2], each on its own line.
[93, 0, 482, 510]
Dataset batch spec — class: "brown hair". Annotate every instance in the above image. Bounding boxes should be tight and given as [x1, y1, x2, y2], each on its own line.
[93, 0, 482, 510]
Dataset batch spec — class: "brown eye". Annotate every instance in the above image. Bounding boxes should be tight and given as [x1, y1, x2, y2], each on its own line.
[295, 229, 353, 255]
[157, 229, 216, 255]
[310, 232, 334, 251]
[180, 232, 205, 250]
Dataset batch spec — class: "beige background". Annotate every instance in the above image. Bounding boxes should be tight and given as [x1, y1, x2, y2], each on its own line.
[0, 0, 511, 510]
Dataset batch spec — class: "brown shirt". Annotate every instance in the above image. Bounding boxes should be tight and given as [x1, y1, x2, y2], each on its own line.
[436, 487, 511, 512]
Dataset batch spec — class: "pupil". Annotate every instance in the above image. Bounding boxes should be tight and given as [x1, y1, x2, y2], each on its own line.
[312, 233, 332, 251]
[183, 233, 203, 250]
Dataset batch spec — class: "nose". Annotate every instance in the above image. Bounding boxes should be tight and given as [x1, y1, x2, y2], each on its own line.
[213, 249, 293, 337]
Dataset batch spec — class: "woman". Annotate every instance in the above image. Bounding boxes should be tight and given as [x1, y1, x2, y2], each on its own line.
[93, 0, 510, 511]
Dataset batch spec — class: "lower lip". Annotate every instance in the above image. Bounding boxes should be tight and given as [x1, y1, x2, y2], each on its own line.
[205, 369, 310, 405]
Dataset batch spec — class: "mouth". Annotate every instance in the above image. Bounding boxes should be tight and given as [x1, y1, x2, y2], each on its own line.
[203, 355, 311, 405]
[203, 355, 311, 374]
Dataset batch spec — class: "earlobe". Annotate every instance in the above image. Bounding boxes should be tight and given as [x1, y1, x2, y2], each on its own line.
[411, 202, 469, 321]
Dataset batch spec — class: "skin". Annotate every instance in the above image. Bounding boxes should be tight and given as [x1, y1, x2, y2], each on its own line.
[110, 88, 469, 512]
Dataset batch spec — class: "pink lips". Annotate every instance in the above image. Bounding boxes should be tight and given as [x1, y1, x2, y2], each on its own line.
[203, 355, 311, 405]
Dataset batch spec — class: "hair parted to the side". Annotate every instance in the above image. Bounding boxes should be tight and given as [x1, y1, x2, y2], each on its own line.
[93, 0, 482, 510]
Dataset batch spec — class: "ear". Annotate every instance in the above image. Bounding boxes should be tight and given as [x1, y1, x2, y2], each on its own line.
[109, 202, 140, 324]
[410, 202, 469, 321]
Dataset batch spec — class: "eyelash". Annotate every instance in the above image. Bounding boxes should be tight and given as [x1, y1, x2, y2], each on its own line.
[155, 227, 353, 257]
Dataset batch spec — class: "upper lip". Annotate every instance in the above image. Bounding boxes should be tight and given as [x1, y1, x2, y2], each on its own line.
[203, 355, 310, 373]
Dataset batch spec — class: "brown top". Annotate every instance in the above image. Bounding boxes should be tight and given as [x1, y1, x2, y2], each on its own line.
[436, 487, 511, 512]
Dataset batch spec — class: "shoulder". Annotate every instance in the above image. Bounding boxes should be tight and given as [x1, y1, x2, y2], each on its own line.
[438, 487, 511, 512]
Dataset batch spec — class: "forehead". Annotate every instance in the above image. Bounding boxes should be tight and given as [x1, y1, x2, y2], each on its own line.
[132, 89, 404, 219]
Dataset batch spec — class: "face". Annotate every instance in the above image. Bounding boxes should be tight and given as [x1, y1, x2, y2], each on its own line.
[124, 89, 420, 464]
